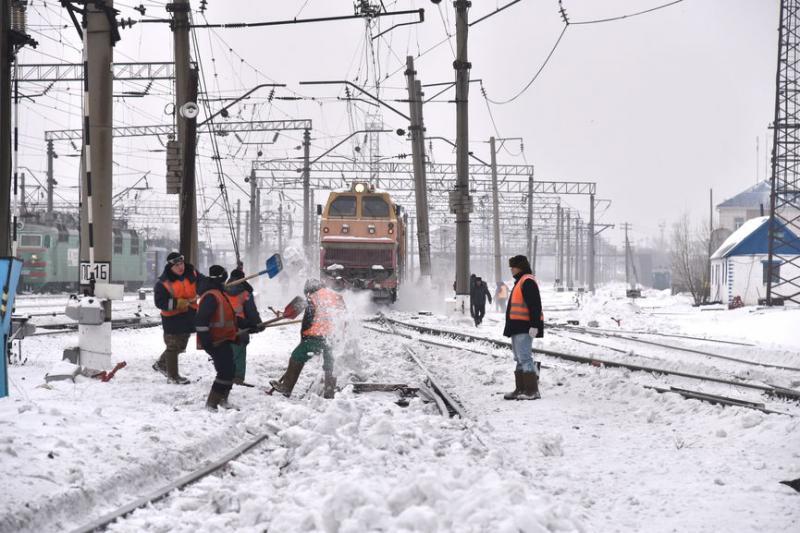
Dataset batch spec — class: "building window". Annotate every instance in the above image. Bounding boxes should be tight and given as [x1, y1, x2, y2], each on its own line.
[113, 230, 123, 254]
[130, 233, 140, 255]
[762, 261, 781, 284]
[734, 217, 744, 229]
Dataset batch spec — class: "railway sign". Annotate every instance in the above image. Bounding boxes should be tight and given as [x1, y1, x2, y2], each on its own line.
[79, 261, 111, 285]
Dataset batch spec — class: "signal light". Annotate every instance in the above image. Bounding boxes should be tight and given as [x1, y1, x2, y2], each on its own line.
[323, 227, 329, 233]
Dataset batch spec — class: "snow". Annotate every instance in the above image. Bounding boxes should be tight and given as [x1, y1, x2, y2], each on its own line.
[1, 285, 799, 532]
[711, 216, 767, 259]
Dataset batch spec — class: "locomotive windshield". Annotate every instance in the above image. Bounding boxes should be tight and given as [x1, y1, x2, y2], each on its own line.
[329, 195, 357, 217]
[362, 197, 389, 218]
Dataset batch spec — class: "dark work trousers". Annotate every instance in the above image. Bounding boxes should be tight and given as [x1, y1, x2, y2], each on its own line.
[206, 342, 235, 395]
[474, 304, 486, 326]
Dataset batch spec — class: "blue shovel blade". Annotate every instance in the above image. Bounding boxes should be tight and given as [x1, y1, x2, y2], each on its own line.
[265, 253, 283, 278]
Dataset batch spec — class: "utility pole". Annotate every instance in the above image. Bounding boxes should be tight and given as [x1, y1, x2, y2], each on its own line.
[554, 205, 561, 288]
[277, 203, 283, 256]
[249, 168, 259, 271]
[526, 172, 533, 260]
[19, 172, 24, 213]
[302, 128, 311, 260]
[532, 235, 538, 276]
[235, 199, 241, 248]
[0, 1, 8, 255]
[405, 56, 432, 278]
[589, 193, 596, 294]
[576, 219, 583, 288]
[566, 210, 572, 290]
[622, 222, 632, 289]
[451, 0, 472, 309]
[409, 216, 415, 277]
[171, 0, 198, 266]
[46, 139, 55, 214]
[489, 137, 502, 284]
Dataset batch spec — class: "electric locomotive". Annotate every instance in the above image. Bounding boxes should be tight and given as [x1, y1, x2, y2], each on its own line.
[318, 182, 405, 301]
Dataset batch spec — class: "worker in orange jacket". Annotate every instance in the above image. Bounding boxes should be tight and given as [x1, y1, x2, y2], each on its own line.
[270, 279, 346, 399]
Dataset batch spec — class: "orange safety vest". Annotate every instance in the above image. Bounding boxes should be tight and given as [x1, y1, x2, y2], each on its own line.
[226, 290, 251, 319]
[497, 284, 509, 299]
[302, 288, 345, 338]
[508, 274, 543, 322]
[196, 289, 238, 347]
[160, 278, 198, 317]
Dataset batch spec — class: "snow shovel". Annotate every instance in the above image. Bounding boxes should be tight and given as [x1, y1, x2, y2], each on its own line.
[212, 296, 306, 347]
[226, 253, 283, 287]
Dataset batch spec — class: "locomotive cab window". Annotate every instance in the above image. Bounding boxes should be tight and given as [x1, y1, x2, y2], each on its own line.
[361, 197, 390, 218]
[329, 195, 357, 217]
[20, 234, 42, 247]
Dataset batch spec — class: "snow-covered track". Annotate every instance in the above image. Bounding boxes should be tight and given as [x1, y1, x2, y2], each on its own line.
[554, 323, 755, 346]
[376, 316, 800, 409]
[550, 324, 800, 372]
[69, 432, 272, 533]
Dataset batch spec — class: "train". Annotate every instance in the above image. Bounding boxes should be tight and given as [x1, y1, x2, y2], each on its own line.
[318, 182, 405, 301]
[16, 214, 148, 293]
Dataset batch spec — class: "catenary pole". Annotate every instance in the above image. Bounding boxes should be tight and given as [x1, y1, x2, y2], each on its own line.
[489, 137, 502, 283]
[0, 0, 9, 255]
[589, 193, 595, 294]
[172, 0, 198, 266]
[46, 140, 55, 214]
[405, 56, 432, 277]
[452, 0, 472, 306]
[302, 128, 311, 259]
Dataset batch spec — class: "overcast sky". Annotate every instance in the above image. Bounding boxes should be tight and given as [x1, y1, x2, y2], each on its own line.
[16, 0, 779, 248]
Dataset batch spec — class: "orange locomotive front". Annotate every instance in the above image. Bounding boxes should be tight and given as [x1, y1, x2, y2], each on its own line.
[318, 182, 405, 302]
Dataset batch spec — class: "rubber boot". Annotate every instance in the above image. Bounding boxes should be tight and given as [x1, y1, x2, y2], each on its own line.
[503, 371, 523, 400]
[323, 372, 337, 399]
[152, 356, 168, 378]
[517, 372, 541, 400]
[205, 389, 226, 411]
[269, 358, 305, 398]
[219, 388, 240, 411]
[166, 351, 190, 385]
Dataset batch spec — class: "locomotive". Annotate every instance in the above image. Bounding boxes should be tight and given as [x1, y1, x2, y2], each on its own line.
[16, 213, 147, 293]
[318, 182, 405, 302]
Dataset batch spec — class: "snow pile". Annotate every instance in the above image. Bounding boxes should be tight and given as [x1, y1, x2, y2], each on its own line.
[112, 397, 585, 533]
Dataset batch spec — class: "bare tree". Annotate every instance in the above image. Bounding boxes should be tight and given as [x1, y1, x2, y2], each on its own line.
[671, 213, 709, 305]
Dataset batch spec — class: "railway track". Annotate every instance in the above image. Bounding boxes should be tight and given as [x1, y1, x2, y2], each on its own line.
[374, 315, 800, 416]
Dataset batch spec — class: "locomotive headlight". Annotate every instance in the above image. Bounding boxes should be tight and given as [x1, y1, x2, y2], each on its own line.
[368, 225, 376, 234]
[31, 254, 38, 261]
[388, 228, 394, 234]
[388, 222, 394, 235]
[341, 224, 349, 234]
[323, 227, 329, 233]
[354, 183, 366, 193]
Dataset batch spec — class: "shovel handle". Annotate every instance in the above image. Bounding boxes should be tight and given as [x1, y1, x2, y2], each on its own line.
[225, 270, 266, 288]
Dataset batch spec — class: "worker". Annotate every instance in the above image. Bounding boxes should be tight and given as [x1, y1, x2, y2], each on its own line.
[495, 281, 509, 312]
[225, 268, 263, 386]
[270, 279, 346, 399]
[152, 252, 198, 385]
[195, 265, 238, 411]
[470, 276, 492, 326]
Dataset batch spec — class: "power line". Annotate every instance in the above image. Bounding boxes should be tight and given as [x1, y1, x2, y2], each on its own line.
[571, 0, 686, 26]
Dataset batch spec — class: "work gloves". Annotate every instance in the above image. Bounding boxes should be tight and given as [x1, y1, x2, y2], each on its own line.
[529, 327, 538, 338]
[176, 298, 192, 311]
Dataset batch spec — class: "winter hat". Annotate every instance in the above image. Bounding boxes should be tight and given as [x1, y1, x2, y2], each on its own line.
[208, 265, 228, 283]
[166, 252, 184, 266]
[508, 255, 531, 271]
[304, 278, 323, 294]
[229, 269, 245, 281]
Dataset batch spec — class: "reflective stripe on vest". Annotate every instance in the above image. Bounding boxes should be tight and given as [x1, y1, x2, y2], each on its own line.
[160, 278, 198, 317]
[302, 288, 345, 337]
[508, 274, 534, 321]
[197, 289, 237, 347]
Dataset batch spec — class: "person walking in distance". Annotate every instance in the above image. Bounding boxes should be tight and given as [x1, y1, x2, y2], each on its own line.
[471, 276, 492, 326]
[225, 268, 263, 386]
[270, 279, 346, 399]
[152, 252, 198, 384]
[503, 255, 544, 400]
[495, 281, 509, 312]
[195, 265, 238, 411]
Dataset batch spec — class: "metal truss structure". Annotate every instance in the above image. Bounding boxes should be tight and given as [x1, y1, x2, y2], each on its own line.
[251, 160, 596, 195]
[44, 119, 313, 142]
[767, 0, 800, 305]
[16, 62, 182, 82]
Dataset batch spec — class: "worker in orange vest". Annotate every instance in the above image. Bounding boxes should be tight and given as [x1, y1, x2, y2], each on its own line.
[502, 254, 544, 400]
[225, 268, 263, 385]
[270, 279, 346, 399]
[495, 281, 509, 312]
[195, 265, 239, 411]
[152, 252, 199, 384]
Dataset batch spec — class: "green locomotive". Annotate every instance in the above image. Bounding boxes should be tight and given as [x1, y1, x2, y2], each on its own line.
[17, 219, 147, 293]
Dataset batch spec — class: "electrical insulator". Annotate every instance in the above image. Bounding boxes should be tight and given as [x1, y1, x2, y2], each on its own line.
[11, 1, 27, 34]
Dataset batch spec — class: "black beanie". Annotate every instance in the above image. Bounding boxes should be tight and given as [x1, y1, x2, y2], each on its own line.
[166, 251, 183, 265]
[508, 255, 531, 271]
[229, 268, 245, 281]
[208, 265, 228, 283]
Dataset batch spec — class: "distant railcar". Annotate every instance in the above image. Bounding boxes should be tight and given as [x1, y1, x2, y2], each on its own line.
[318, 182, 405, 301]
[16, 221, 147, 293]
